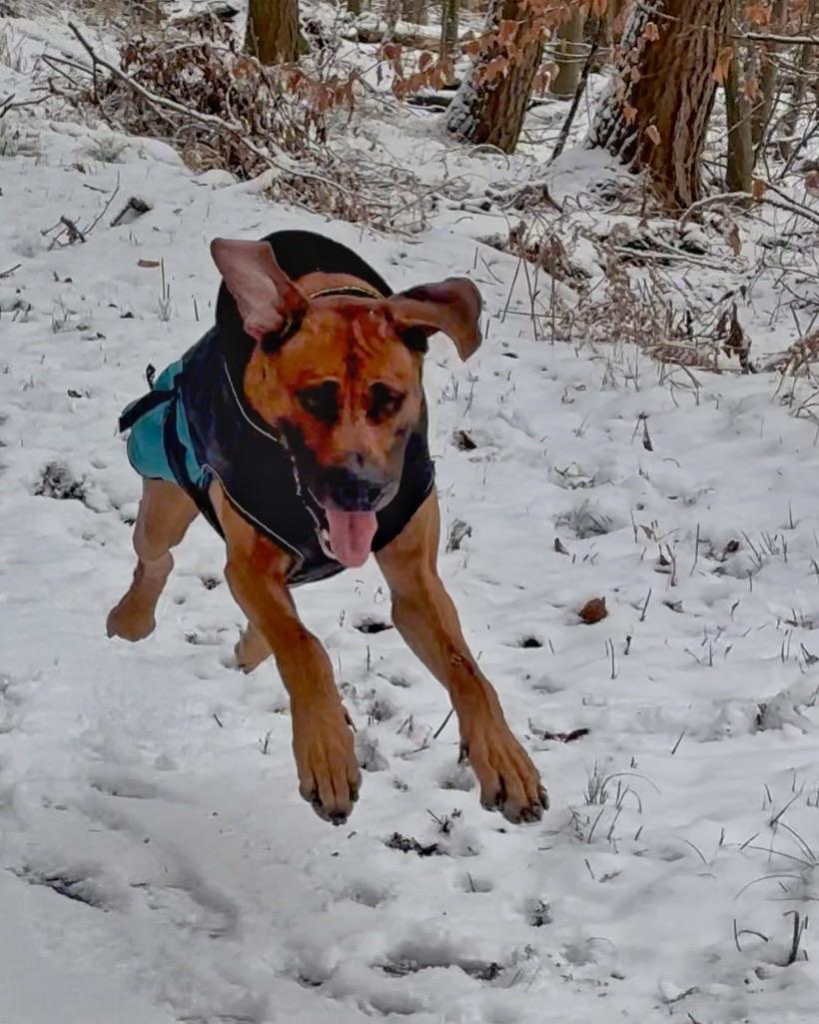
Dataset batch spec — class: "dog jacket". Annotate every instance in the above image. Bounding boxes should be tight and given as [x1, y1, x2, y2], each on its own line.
[118, 231, 435, 586]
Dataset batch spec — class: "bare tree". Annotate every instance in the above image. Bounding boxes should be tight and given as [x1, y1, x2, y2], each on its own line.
[779, 0, 819, 162]
[401, 0, 428, 22]
[440, 0, 460, 56]
[588, 0, 730, 210]
[443, 0, 548, 153]
[752, 0, 788, 154]
[725, 46, 754, 192]
[245, 0, 304, 63]
[385, 0, 401, 33]
[550, 4, 585, 98]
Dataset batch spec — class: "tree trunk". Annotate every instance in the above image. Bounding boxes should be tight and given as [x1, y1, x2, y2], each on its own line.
[550, 5, 586, 99]
[347, 0, 362, 15]
[245, 0, 304, 63]
[779, 0, 818, 161]
[440, 0, 459, 57]
[587, 0, 730, 211]
[443, 0, 544, 153]
[751, 0, 788, 154]
[385, 0, 401, 33]
[725, 49, 754, 192]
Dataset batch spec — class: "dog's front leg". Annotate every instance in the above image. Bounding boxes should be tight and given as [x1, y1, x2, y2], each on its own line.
[377, 493, 547, 823]
[214, 488, 360, 824]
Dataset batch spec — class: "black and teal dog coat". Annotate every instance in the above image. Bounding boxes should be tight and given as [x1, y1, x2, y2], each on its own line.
[119, 231, 435, 586]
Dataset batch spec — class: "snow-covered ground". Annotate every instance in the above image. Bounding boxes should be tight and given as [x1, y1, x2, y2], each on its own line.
[4, 6, 819, 1024]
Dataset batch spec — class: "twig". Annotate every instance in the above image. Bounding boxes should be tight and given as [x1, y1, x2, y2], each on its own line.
[0, 92, 47, 119]
[762, 180, 819, 227]
[550, 38, 599, 163]
[0, 263, 21, 279]
[86, 179, 121, 234]
[433, 709, 454, 740]
[59, 216, 86, 244]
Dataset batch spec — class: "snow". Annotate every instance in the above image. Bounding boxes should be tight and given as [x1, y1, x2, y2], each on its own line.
[3, 5, 819, 1024]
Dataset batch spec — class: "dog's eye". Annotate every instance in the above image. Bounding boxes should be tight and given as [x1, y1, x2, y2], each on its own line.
[369, 383, 404, 423]
[297, 382, 339, 424]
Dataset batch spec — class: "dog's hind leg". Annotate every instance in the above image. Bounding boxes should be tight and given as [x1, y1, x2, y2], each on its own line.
[234, 621, 272, 673]
[107, 478, 199, 642]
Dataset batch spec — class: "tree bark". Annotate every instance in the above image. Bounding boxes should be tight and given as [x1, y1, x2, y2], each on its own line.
[587, 0, 730, 211]
[384, 0, 401, 33]
[779, 0, 818, 161]
[245, 0, 304, 64]
[725, 49, 754, 192]
[752, 0, 788, 154]
[347, 0, 362, 16]
[443, 0, 544, 153]
[440, 0, 460, 57]
[550, 5, 586, 98]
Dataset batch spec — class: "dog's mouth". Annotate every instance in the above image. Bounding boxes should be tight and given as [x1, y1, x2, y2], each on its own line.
[323, 509, 379, 568]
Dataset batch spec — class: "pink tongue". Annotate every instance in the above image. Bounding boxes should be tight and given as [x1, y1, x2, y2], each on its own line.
[325, 509, 378, 568]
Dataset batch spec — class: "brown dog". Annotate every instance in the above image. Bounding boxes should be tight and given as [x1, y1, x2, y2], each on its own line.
[107, 231, 546, 825]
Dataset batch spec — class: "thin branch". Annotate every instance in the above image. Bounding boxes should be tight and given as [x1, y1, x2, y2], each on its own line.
[550, 38, 599, 163]
[731, 31, 819, 46]
[678, 191, 753, 231]
[763, 180, 819, 227]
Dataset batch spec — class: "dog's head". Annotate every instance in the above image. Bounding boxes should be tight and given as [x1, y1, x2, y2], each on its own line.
[211, 237, 482, 568]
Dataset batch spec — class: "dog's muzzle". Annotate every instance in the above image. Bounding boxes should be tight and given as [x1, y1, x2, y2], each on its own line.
[321, 465, 392, 513]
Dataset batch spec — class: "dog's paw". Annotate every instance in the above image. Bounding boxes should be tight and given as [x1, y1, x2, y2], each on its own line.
[292, 703, 361, 825]
[460, 720, 548, 825]
[233, 624, 271, 674]
[106, 600, 156, 642]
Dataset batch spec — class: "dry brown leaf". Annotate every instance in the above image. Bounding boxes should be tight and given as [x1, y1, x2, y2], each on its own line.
[579, 597, 608, 625]
[725, 222, 742, 257]
[714, 46, 734, 85]
[137, 258, 161, 268]
[645, 124, 661, 146]
[642, 21, 660, 42]
[751, 177, 768, 199]
[744, 2, 772, 25]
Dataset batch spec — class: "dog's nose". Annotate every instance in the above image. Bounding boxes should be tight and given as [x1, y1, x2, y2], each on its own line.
[323, 465, 385, 512]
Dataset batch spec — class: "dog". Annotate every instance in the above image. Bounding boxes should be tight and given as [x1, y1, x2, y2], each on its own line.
[107, 230, 547, 826]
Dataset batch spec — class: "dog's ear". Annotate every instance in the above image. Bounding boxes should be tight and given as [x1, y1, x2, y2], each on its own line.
[211, 238, 307, 344]
[388, 278, 482, 361]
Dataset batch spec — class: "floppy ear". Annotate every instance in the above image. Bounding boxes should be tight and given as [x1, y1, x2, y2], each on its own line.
[211, 238, 307, 344]
[388, 278, 482, 361]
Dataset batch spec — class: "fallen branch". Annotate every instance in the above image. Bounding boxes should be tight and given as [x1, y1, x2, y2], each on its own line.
[345, 22, 469, 47]
[612, 246, 736, 273]
[731, 31, 819, 46]
[677, 190, 754, 231]
[0, 263, 21, 278]
[0, 92, 47, 118]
